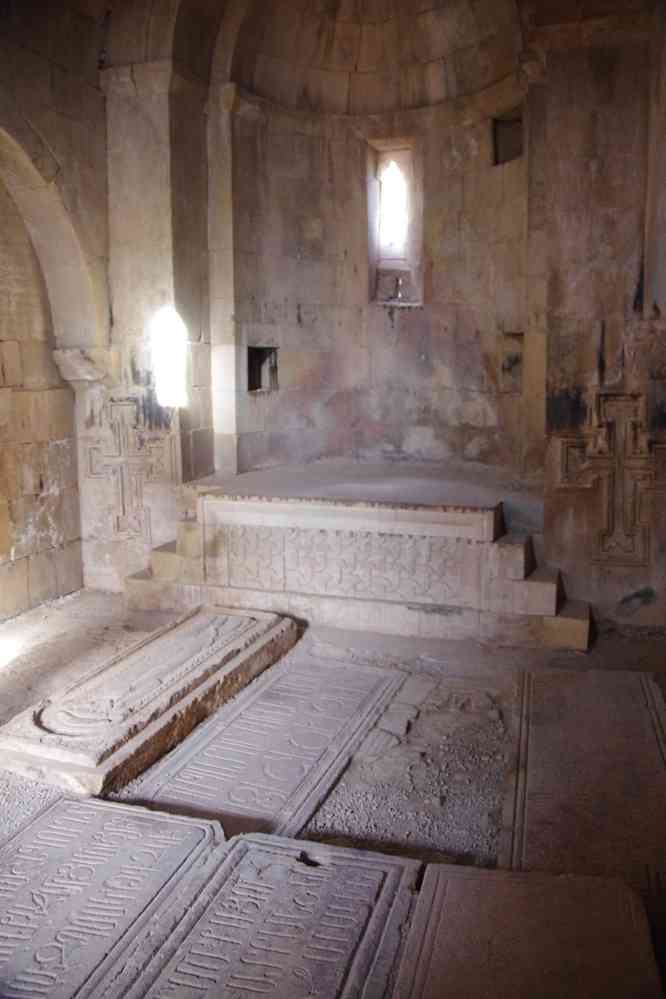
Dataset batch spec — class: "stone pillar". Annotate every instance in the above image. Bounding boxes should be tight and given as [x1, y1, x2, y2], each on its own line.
[522, 57, 548, 475]
[643, 4, 666, 316]
[87, 60, 212, 591]
[208, 82, 240, 474]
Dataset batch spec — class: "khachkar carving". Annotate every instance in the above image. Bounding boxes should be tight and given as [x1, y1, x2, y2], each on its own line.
[86, 400, 179, 540]
[558, 393, 655, 566]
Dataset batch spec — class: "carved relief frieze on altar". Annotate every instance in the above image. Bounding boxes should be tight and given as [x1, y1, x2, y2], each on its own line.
[215, 523, 477, 607]
[556, 393, 656, 566]
[83, 400, 179, 542]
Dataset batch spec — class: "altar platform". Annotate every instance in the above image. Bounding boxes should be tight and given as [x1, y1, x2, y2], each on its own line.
[126, 460, 590, 650]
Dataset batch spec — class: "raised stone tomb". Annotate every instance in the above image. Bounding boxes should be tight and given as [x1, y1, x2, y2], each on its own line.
[116, 654, 404, 836]
[0, 798, 224, 999]
[123, 833, 420, 999]
[0, 607, 298, 794]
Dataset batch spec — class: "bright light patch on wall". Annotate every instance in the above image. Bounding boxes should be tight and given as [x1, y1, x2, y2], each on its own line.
[378, 158, 409, 261]
[0, 638, 24, 671]
[149, 306, 189, 408]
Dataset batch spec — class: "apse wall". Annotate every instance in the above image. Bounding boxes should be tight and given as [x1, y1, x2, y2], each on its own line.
[231, 90, 537, 473]
[0, 181, 82, 620]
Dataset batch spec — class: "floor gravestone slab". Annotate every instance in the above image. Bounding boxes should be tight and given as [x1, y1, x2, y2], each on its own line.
[500, 669, 666, 970]
[0, 798, 224, 999]
[393, 864, 663, 998]
[500, 670, 666, 888]
[122, 833, 420, 999]
[116, 656, 404, 836]
[0, 607, 298, 794]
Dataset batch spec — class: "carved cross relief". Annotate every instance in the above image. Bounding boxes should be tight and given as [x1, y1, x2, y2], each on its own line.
[558, 393, 656, 566]
[86, 401, 178, 540]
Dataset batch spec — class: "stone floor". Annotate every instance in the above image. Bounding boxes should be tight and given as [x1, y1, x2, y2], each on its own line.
[0, 590, 665, 995]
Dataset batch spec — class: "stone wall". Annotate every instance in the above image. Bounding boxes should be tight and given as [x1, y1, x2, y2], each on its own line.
[0, 2, 109, 345]
[227, 82, 537, 474]
[0, 181, 82, 620]
[540, 42, 666, 622]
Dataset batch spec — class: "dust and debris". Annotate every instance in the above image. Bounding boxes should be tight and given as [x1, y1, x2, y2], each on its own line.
[303, 671, 516, 867]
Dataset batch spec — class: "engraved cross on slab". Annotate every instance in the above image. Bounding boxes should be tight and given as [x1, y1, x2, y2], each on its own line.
[87, 401, 176, 539]
[558, 392, 655, 566]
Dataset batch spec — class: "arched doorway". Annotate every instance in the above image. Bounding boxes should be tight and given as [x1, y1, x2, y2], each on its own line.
[0, 125, 105, 617]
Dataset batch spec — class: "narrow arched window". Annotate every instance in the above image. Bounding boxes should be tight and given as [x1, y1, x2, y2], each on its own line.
[378, 157, 409, 265]
[368, 142, 423, 305]
[149, 306, 189, 408]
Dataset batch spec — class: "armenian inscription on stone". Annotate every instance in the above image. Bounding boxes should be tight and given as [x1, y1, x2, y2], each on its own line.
[0, 607, 297, 794]
[120, 657, 404, 835]
[136, 834, 419, 999]
[0, 799, 221, 999]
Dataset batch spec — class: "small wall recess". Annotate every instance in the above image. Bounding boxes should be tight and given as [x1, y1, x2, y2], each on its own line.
[248, 346, 278, 392]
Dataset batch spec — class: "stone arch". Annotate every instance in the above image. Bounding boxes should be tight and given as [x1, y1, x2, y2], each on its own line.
[107, 0, 232, 84]
[0, 119, 105, 355]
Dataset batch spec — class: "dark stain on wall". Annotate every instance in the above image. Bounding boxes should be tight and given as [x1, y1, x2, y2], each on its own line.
[633, 258, 644, 314]
[547, 387, 587, 432]
[131, 355, 152, 389]
[618, 587, 657, 617]
[597, 320, 606, 386]
[650, 399, 666, 432]
[649, 381, 666, 433]
[140, 388, 172, 431]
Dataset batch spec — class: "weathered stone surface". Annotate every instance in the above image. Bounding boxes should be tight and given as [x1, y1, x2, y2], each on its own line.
[0, 607, 298, 794]
[124, 833, 419, 999]
[117, 655, 404, 836]
[500, 669, 666, 959]
[393, 864, 663, 998]
[0, 798, 223, 999]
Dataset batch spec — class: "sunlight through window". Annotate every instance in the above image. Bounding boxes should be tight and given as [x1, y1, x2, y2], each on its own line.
[149, 306, 189, 408]
[0, 637, 23, 671]
[378, 157, 409, 262]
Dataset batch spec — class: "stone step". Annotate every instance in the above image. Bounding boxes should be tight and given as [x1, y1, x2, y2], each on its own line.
[522, 565, 563, 616]
[152, 540, 203, 583]
[177, 519, 203, 559]
[124, 571, 590, 650]
[491, 532, 536, 581]
[542, 599, 592, 652]
[484, 566, 562, 617]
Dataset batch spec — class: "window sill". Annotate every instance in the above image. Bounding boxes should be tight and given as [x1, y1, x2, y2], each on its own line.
[374, 300, 423, 310]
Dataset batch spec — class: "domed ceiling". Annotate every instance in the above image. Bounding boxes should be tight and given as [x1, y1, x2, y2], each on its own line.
[231, 0, 523, 115]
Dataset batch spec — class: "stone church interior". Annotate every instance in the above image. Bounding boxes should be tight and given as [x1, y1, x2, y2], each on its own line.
[1, 0, 666, 995]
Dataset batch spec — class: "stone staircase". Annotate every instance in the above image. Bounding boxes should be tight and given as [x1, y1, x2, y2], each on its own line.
[127, 495, 591, 651]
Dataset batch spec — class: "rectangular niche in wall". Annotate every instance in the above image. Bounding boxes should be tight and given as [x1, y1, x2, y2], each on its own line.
[493, 107, 524, 166]
[367, 138, 423, 307]
[248, 347, 278, 392]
